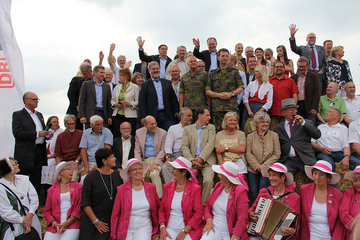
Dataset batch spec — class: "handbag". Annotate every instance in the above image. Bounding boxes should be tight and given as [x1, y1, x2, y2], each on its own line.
[0, 183, 41, 240]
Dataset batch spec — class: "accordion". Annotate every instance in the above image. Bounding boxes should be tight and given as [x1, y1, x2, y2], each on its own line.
[247, 197, 298, 240]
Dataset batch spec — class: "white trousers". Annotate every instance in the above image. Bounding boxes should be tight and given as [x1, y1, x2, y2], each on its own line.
[80, 162, 97, 184]
[126, 224, 152, 240]
[44, 229, 80, 240]
[166, 227, 193, 240]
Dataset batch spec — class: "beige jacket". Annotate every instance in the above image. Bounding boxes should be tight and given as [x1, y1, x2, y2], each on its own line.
[246, 130, 281, 174]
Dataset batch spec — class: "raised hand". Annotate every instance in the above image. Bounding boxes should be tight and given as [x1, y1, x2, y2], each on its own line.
[192, 38, 200, 47]
[110, 43, 116, 52]
[288, 24, 298, 39]
[137, 36, 145, 49]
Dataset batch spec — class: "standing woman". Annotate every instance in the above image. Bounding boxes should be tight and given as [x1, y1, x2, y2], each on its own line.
[44, 161, 82, 240]
[326, 46, 353, 97]
[0, 157, 42, 240]
[246, 112, 280, 206]
[215, 112, 247, 174]
[111, 68, 139, 137]
[276, 45, 294, 77]
[159, 157, 203, 240]
[300, 160, 345, 239]
[111, 159, 160, 240]
[41, 116, 64, 200]
[234, 43, 247, 73]
[80, 148, 123, 240]
[255, 47, 273, 76]
[340, 166, 360, 239]
[248, 163, 300, 240]
[202, 161, 249, 240]
[242, 65, 273, 131]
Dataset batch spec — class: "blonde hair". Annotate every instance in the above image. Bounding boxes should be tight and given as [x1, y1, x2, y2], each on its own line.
[221, 112, 239, 130]
[331, 46, 344, 58]
[254, 65, 269, 83]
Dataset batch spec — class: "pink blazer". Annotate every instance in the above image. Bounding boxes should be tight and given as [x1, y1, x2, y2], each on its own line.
[159, 180, 204, 240]
[249, 185, 300, 240]
[110, 181, 160, 240]
[134, 127, 167, 165]
[299, 183, 345, 240]
[43, 182, 82, 233]
[204, 182, 249, 239]
[339, 187, 360, 240]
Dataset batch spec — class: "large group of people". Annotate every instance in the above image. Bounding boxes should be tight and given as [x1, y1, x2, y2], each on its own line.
[2, 23, 360, 240]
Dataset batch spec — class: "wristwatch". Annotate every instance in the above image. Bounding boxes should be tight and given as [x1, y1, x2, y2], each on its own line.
[225, 147, 228, 151]
[231, 92, 235, 97]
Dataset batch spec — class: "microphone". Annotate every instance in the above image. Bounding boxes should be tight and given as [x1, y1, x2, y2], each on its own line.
[293, 115, 303, 124]
[45, 123, 52, 131]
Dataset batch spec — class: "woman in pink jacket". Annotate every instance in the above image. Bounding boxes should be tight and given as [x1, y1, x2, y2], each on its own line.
[300, 160, 345, 240]
[110, 159, 160, 240]
[340, 165, 360, 239]
[202, 161, 249, 240]
[44, 161, 82, 240]
[248, 163, 300, 240]
[159, 157, 203, 240]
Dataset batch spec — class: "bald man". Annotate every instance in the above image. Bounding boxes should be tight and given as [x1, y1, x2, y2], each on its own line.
[289, 24, 326, 94]
[134, 115, 167, 198]
[12, 91, 48, 193]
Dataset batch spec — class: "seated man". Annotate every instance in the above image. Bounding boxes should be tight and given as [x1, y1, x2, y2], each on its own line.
[318, 82, 346, 124]
[274, 98, 321, 176]
[134, 115, 167, 198]
[79, 115, 113, 183]
[54, 114, 83, 182]
[163, 107, 193, 183]
[312, 108, 359, 173]
[112, 122, 135, 170]
[181, 106, 216, 203]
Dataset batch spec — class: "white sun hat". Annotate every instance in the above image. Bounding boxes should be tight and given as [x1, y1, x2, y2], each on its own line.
[261, 163, 294, 186]
[305, 160, 341, 185]
[212, 161, 248, 189]
[169, 157, 198, 183]
[120, 158, 149, 182]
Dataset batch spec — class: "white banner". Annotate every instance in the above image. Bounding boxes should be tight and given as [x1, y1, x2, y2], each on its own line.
[0, 0, 25, 158]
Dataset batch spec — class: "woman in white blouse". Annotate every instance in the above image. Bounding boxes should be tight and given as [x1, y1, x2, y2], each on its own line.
[111, 68, 139, 137]
[242, 65, 273, 131]
[0, 157, 42, 240]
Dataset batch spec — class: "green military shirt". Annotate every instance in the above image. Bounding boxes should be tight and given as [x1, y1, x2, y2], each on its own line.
[205, 67, 244, 112]
[180, 70, 208, 109]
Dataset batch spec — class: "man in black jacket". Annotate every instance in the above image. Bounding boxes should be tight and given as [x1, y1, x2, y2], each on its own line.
[192, 37, 219, 73]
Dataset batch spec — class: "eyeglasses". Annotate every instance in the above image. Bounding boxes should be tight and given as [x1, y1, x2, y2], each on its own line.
[130, 167, 143, 172]
[27, 98, 40, 102]
[275, 66, 285, 68]
[66, 122, 76, 125]
[12, 160, 18, 166]
[120, 127, 131, 130]
[227, 112, 238, 115]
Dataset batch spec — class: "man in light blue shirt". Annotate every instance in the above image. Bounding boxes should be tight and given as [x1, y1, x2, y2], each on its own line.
[79, 115, 113, 183]
[192, 37, 219, 73]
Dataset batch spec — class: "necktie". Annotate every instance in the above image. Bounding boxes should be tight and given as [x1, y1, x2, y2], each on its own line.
[311, 46, 316, 69]
[289, 122, 293, 134]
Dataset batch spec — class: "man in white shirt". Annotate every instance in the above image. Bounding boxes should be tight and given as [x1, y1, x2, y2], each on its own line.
[112, 122, 135, 170]
[349, 119, 360, 162]
[165, 46, 189, 79]
[343, 82, 360, 125]
[107, 43, 129, 85]
[311, 108, 360, 173]
[162, 107, 193, 183]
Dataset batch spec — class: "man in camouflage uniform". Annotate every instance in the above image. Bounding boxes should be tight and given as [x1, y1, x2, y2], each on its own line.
[206, 48, 244, 131]
[179, 56, 208, 117]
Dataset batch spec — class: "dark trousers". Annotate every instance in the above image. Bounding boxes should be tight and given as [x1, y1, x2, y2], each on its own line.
[18, 144, 45, 194]
[156, 110, 175, 131]
[281, 156, 313, 183]
[297, 100, 317, 127]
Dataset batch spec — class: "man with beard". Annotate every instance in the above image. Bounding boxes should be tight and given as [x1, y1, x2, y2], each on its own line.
[112, 122, 135, 170]
[54, 114, 83, 182]
[163, 107, 193, 183]
[79, 115, 113, 183]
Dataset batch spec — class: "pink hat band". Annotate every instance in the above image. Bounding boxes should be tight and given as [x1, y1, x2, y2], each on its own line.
[220, 165, 248, 189]
[315, 163, 332, 172]
[354, 168, 360, 173]
[127, 160, 139, 167]
[174, 159, 198, 184]
[271, 163, 287, 172]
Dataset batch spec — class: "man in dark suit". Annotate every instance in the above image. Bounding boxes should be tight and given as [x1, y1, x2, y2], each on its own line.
[133, 58, 150, 80]
[78, 65, 112, 129]
[104, 69, 116, 94]
[136, 36, 172, 79]
[192, 37, 219, 73]
[67, 62, 93, 130]
[112, 122, 135, 170]
[291, 57, 321, 126]
[274, 98, 321, 177]
[289, 24, 326, 94]
[138, 61, 179, 131]
[12, 91, 48, 193]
